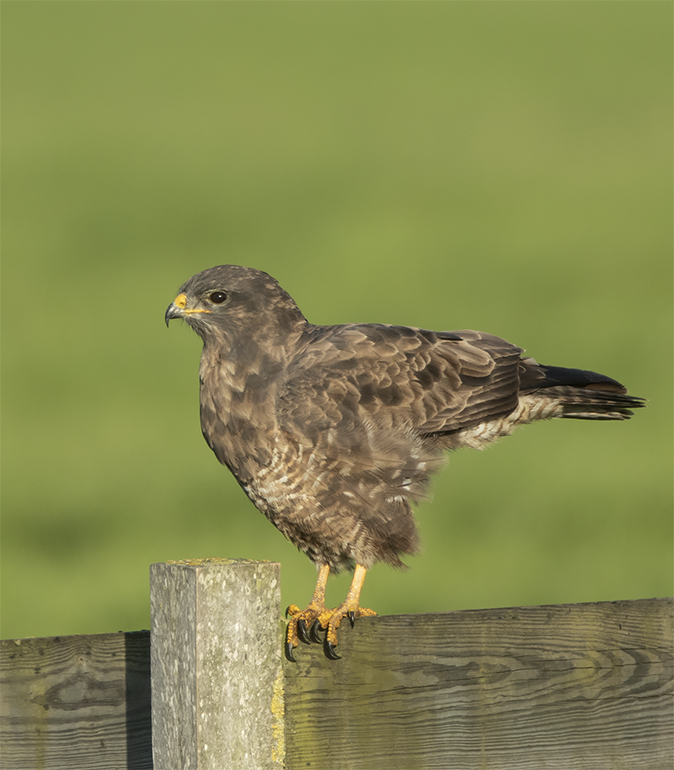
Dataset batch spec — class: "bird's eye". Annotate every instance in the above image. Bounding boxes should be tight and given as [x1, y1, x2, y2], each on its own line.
[208, 291, 228, 305]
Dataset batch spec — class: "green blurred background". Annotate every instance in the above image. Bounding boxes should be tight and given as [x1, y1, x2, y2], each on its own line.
[2, 2, 671, 641]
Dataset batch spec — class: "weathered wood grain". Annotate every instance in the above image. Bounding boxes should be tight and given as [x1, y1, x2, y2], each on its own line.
[0, 630, 151, 770]
[150, 558, 285, 770]
[2, 567, 671, 770]
[284, 598, 673, 770]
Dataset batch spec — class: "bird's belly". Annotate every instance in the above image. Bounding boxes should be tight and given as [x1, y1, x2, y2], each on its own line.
[235, 436, 422, 571]
[240, 471, 358, 570]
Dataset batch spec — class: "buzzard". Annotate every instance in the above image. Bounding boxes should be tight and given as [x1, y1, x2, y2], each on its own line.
[165, 265, 644, 661]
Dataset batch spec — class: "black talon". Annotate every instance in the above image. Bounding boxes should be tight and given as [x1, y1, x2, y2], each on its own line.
[297, 619, 312, 645]
[348, 611, 356, 627]
[309, 619, 324, 644]
[324, 638, 341, 660]
[285, 606, 291, 619]
[285, 641, 297, 663]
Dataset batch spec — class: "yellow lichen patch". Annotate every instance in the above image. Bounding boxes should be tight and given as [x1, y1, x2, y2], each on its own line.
[271, 657, 286, 766]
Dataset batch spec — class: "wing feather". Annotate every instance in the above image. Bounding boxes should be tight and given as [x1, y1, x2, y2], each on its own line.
[277, 324, 524, 443]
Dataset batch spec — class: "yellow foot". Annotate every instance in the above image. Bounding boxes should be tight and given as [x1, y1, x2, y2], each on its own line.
[285, 601, 377, 661]
[285, 601, 328, 661]
[285, 564, 332, 662]
[317, 601, 377, 660]
[285, 563, 375, 662]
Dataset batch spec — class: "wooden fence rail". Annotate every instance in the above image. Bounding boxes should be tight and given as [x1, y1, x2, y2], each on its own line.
[1, 558, 672, 770]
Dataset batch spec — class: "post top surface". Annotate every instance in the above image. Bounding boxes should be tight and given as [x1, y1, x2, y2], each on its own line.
[157, 557, 278, 568]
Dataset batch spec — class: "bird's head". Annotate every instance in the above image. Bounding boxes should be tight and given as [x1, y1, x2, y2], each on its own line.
[165, 265, 307, 348]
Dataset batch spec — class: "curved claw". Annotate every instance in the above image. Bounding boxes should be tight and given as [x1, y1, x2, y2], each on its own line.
[324, 638, 341, 660]
[297, 619, 312, 645]
[285, 606, 291, 619]
[348, 610, 356, 627]
[285, 641, 297, 663]
[309, 619, 324, 644]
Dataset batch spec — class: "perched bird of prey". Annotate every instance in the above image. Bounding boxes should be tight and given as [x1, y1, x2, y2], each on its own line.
[165, 265, 644, 661]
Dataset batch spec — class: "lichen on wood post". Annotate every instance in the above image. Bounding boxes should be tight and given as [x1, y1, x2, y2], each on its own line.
[150, 558, 284, 770]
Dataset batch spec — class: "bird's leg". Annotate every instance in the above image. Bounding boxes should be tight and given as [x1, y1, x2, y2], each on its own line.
[318, 564, 377, 660]
[285, 563, 331, 661]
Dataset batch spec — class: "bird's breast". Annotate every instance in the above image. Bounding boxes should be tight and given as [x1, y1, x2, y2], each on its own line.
[198, 355, 281, 485]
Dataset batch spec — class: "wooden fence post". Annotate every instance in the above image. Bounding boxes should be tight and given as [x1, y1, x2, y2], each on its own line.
[150, 558, 284, 770]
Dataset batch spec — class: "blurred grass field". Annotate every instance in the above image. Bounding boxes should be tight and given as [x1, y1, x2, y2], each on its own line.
[2, 2, 671, 641]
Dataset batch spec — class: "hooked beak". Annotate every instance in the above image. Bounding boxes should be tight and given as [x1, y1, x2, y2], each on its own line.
[165, 293, 187, 326]
[165, 292, 211, 327]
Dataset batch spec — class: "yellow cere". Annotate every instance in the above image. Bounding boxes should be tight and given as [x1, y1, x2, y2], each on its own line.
[173, 293, 210, 315]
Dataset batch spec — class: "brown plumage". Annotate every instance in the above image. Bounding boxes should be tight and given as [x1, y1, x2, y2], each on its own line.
[165, 265, 644, 660]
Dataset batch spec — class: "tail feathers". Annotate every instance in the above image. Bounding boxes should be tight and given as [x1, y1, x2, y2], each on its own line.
[547, 386, 644, 421]
[521, 363, 645, 421]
